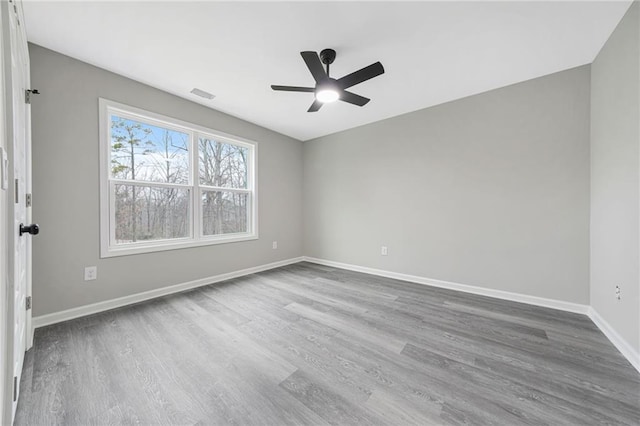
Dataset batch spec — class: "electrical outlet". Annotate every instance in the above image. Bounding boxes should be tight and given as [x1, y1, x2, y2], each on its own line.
[272, 241, 278, 249]
[84, 266, 97, 281]
[615, 285, 621, 301]
[381, 246, 388, 256]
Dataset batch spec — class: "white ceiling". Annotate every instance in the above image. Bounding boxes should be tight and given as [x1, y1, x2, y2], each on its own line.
[23, 1, 632, 141]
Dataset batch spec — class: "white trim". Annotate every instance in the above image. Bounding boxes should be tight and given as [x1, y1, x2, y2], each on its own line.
[302, 257, 590, 314]
[110, 179, 192, 190]
[32, 257, 303, 329]
[102, 233, 259, 258]
[98, 98, 258, 258]
[588, 307, 640, 373]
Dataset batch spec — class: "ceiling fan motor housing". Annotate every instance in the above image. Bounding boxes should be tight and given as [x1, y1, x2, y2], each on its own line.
[320, 49, 336, 65]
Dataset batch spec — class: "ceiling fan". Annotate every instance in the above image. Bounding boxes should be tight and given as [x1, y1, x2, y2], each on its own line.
[271, 49, 385, 112]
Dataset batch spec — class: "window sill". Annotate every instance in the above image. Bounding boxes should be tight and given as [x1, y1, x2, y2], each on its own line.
[100, 233, 258, 258]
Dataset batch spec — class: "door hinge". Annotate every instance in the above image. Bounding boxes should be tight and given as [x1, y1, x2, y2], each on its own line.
[15, 179, 19, 203]
[26, 193, 32, 207]
[26, 296, 32, 310]
[13, 376, 17, 401]
[25, 89, 39, 104]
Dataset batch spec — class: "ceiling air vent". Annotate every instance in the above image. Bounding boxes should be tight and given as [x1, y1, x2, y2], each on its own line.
[190, 88, 215, 100]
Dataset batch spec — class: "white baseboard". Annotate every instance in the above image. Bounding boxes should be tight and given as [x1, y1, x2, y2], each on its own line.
[32, 257, 304, 329]
[303, 256, 590, 315]
[588, 307, 640, 373]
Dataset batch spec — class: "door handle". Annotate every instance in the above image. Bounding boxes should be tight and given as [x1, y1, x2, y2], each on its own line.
[19, 223, 39, 236]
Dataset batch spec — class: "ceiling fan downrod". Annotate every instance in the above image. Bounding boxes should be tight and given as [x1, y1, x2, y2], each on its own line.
[319, 48, 336, 77]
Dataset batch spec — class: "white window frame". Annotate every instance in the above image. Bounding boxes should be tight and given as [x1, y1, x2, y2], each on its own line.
[99, 98, 258, 258]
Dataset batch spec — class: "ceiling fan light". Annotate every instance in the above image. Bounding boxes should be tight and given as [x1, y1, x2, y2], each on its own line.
[316, 88, 339, 103]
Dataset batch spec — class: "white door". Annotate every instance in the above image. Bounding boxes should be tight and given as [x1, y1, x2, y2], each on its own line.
[3, 0, 33, 421]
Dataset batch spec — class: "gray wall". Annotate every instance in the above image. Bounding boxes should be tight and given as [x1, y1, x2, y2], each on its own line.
[30, 44, 303, 317]
[304, 66, 591, 304]
[590, 2, 639, 353]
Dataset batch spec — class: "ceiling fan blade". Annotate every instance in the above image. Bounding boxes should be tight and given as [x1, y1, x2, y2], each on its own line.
[271, 85, 315, 92]
[337, 62, 385, 89]
[340, 90, 370, 107]
[307, 99, 323, 112]
[301, 51, 327, 83]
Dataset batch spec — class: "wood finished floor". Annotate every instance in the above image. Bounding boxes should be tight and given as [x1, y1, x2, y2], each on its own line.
[16, 262, 640, 425]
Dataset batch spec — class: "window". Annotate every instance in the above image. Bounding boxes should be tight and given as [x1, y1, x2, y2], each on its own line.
[99, 99, 257, 257]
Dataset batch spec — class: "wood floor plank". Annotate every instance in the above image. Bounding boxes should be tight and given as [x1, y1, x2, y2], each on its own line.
[284, 302, 408, 354]
[16, 262, 640, 425]
[259, 275, 370, 315]
[364, 387, 443, 425]
[279, 370, 382, 425]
